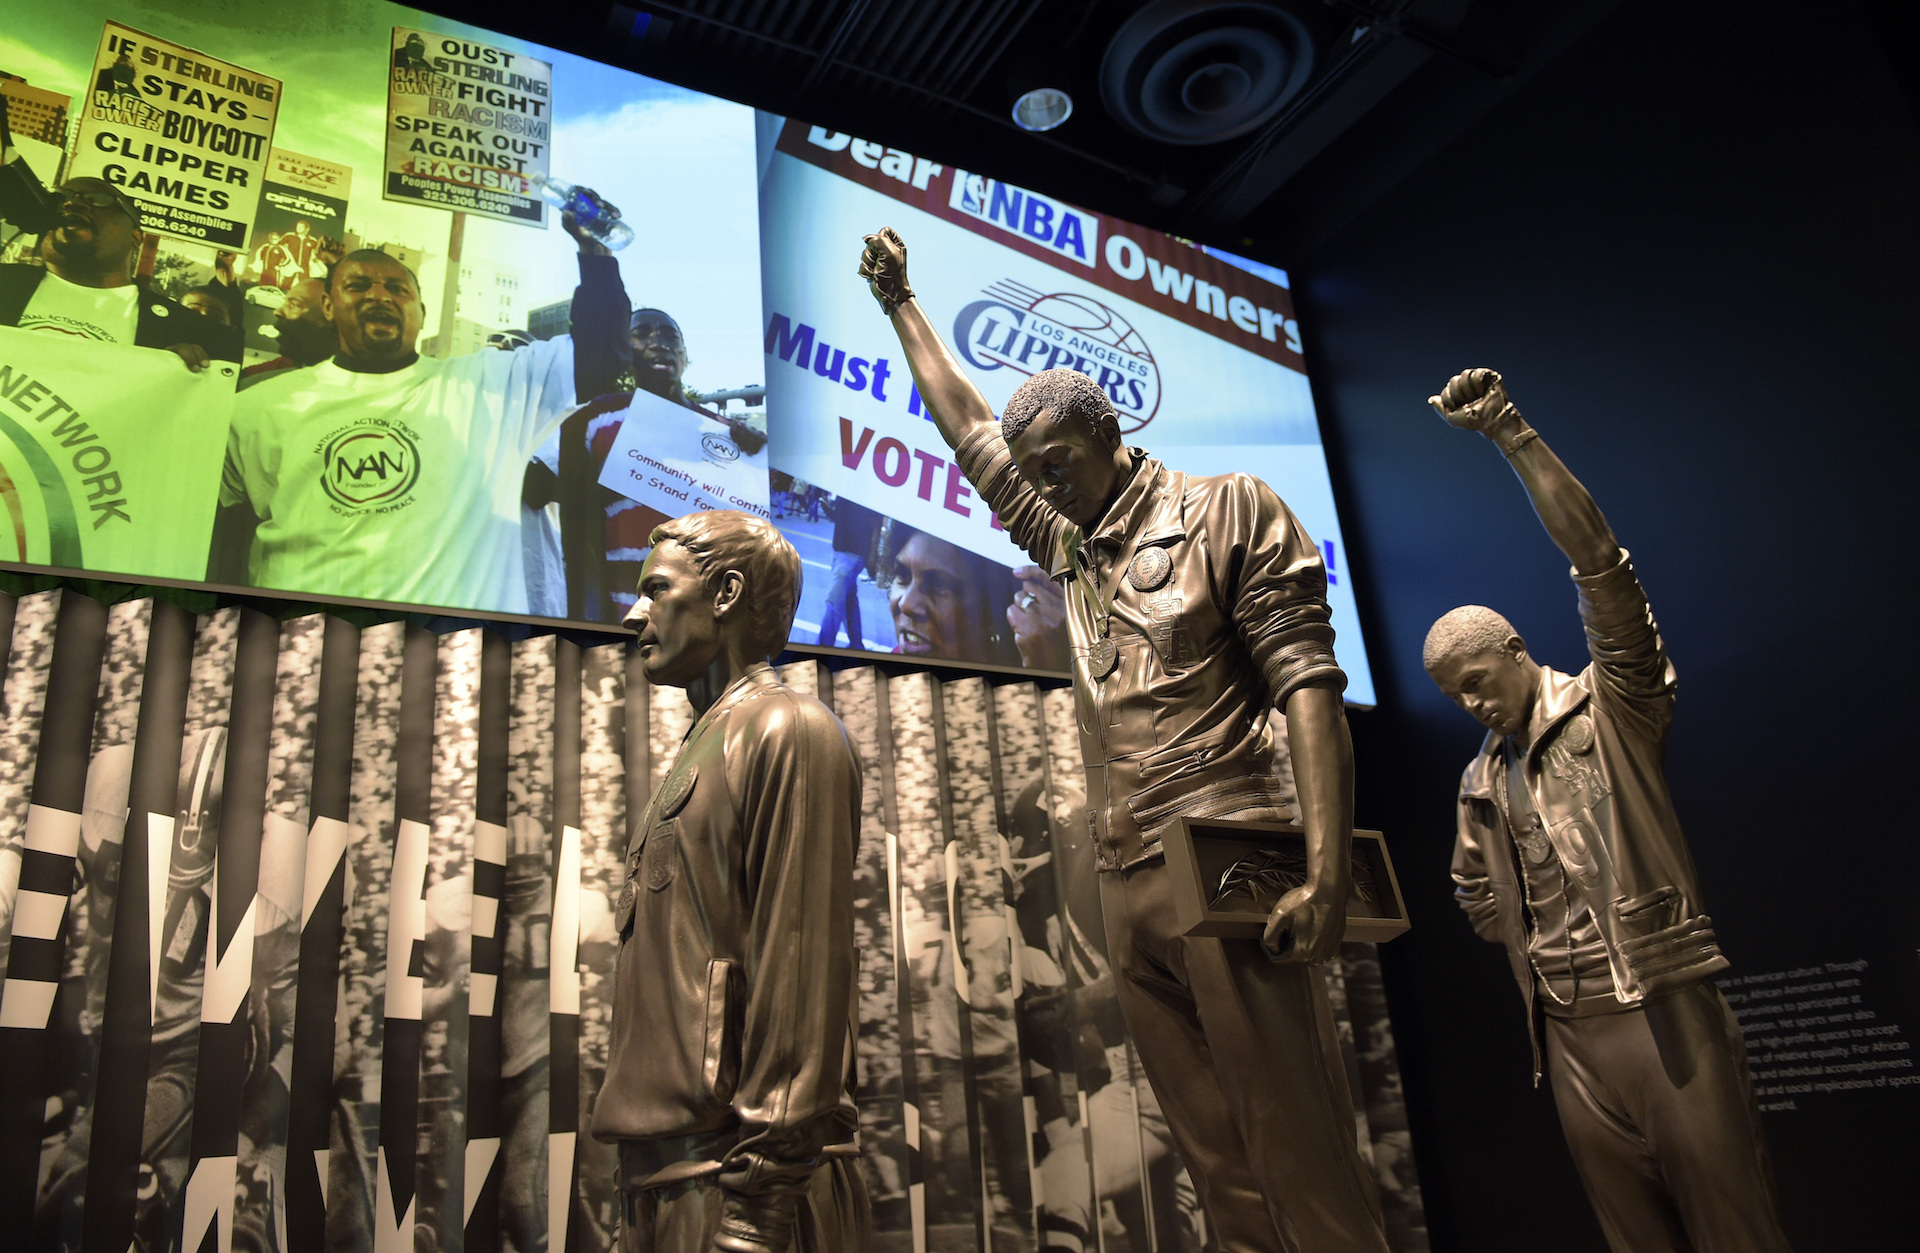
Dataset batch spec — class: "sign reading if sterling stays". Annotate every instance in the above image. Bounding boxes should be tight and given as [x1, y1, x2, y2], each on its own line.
[384, 28, 551, 225]
[67, 23, 281, 249]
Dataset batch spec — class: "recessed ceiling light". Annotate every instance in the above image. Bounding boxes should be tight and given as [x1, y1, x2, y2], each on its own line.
[1012, 87, 1073, 132]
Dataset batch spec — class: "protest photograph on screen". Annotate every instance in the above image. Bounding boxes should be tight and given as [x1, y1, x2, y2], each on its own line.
[755, 115, 1375, 700]
[0, 0, 765, 623]
[2, 1, 1372, 703]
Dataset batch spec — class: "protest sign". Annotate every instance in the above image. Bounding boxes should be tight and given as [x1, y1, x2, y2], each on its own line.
[595, 389, 772, 522]
[0, 327, 235, 579]
[244, 148, 352, 289]
[67, 22, 280, 248]
[385, 27, 551, 225]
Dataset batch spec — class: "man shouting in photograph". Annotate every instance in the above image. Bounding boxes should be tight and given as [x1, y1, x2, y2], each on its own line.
[1, 176, 238, 366]
[214, 203, 628, 612]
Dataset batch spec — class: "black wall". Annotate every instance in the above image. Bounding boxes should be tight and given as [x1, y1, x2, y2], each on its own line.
[1290, 1, 1920, 1248]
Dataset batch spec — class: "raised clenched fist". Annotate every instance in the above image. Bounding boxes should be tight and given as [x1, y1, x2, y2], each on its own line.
[859, 227, 914, 314]
[1428, 368, 1522, 433]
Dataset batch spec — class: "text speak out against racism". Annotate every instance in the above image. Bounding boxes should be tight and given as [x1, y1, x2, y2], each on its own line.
[383, 28, 552, 226]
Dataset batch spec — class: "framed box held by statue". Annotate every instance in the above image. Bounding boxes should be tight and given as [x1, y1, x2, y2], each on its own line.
[1163, 818, 1410, 943]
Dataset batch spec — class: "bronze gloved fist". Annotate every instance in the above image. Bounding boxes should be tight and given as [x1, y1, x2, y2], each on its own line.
[1429, 367, 1537, 454]
[859, 227, 914, 315]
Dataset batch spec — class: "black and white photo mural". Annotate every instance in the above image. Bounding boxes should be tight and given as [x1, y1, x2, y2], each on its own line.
[0, 589, 1426, 1252]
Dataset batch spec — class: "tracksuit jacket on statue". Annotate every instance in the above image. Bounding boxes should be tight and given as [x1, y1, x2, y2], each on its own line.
[1448, 553, 1794, 1253]
[954, 430, 1345, 868]
[590, 666, 863, 1206]
[1451, 552, 1728, 1076]
[954, 427, 1390, 1253]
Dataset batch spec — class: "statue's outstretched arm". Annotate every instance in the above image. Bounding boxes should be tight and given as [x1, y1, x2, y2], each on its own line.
[1429, 368, 1622, 577]
[860, 228, 997, 451]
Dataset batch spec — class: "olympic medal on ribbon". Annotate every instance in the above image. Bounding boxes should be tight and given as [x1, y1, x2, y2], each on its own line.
[1088, 636, 1118, 678]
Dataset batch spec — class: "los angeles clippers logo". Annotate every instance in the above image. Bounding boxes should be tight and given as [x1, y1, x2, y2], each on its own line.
[952, 279, 1161, 433]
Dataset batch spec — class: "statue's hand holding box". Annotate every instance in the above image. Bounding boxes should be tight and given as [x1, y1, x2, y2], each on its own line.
[1162, 817, 1411, 943]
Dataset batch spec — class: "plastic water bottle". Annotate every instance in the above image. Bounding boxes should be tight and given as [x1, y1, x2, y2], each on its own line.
[528, 173, 634, 250]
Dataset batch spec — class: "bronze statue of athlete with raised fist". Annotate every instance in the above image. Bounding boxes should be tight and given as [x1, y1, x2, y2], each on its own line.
[1426, 368, 1793, 1253]
[859, 227, 1388, 1253]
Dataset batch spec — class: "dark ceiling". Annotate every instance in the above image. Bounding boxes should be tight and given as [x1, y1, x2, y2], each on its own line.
[418, 0, 1916, 269]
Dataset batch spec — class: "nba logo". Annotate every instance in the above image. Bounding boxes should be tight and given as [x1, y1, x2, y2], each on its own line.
[959, 173, 989, 215]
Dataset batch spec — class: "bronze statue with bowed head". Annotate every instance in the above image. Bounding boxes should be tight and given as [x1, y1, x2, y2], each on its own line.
[590, 511, 871, 1253]
[860, 228, 1387, 1253]
[1426, 368, 1792, 1253]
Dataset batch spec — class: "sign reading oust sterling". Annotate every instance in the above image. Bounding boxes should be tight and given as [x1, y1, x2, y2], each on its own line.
[383, 26, 552, 225]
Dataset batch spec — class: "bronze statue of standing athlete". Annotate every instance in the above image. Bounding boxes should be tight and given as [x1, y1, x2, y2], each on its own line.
[859, 227, 1388, 1253]
[1425, 368, 1792, 1253]
[590, 510, 871, 1253]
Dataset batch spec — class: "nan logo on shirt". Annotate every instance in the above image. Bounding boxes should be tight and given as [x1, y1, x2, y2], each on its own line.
[319, 418, 422, 513]
[17, 314, 125, 342]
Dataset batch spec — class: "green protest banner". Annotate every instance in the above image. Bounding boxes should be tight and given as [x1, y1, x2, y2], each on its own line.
[0, 328, 236, 579]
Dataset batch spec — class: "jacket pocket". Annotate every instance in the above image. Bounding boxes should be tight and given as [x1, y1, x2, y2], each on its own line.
[1612, 886, 1680, 939]
[1127, 770, 1277, 835]
[1137, 719, 1246, 782]
[702, 958, 741, 1105]
[1615, 909, 1728, 1000]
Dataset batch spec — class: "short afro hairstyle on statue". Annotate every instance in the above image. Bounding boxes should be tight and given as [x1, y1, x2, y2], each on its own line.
[1423, 605, 1522, 672]
[1001, 368, 1119, 447]
[650, 511, 803, 662]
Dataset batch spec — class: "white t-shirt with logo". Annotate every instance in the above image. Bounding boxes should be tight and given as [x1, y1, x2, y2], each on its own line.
[222, 340, 575, 614]
[18, 270, 140, 344]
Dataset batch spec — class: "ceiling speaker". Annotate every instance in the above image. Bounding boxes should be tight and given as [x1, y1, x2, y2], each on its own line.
[1101, 1, 1316, 146]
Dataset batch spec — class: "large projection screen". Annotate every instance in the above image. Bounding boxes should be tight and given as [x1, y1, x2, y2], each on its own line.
[1, 2, 1372, 703]
[757, 118, 1375, 703]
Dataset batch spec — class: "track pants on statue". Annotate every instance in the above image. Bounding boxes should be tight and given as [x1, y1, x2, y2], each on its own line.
[1544, 982, 1793, 1253]
[1100, 858, 1390, 1253]
[614, 1152, 872, 1253]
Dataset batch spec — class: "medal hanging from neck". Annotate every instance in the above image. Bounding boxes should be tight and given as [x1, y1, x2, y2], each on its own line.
[1070, 485, 1155, 682]
[1074, 541, 1123, 680]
